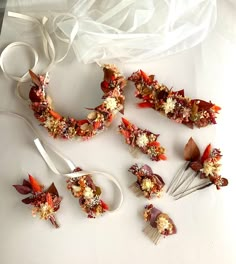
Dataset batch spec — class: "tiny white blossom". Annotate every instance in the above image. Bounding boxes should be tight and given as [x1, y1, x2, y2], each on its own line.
[136, 133, 149, 147]
[44, 117, 54, 128]
[141, 178, 154, 191]
[83, 187, 94, 199]
[104, 97, 117, 111]
[163, 98, 176, 114]
[72, 185, 81, 193]
[202, 161, 220, 176]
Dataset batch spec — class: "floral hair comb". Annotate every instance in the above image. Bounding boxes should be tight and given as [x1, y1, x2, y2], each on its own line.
[128, 164, 165, 199]
[143, 204, 176, 244]
[118, 118, 167, 161]
[28, 64, 126, 139]
[167, 137, 228, 199]
[128, 70, 221, 129]
[67, 167, 109, 218]
[13, 174, 62, 228]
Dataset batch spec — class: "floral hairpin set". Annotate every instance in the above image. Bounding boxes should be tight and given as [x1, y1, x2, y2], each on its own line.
[12, 67, 227, 245]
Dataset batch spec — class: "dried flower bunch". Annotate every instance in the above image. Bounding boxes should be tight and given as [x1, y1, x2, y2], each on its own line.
[67, 168, 109, 218]
[143, 204, 176, 244]
[29, 64, 127, 139]
[13, 175, 62, 228]
[118, 118, 167, 161]
[128, 164, 165, 198]
[128, 70, 221, 129]
[168, 137, 228, 199]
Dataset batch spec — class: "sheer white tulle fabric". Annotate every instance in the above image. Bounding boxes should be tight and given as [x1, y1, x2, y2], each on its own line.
[56, 0, 217, 63]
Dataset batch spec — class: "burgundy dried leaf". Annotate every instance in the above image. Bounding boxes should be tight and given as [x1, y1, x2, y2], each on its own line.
[29, 70, 42, 88]
[141, 164, 153, 175]
[29, 87, 42, 102]
[13, 185, 32, 195]
[46, 183, 59, 197]
[21, 196, 35, 204]
[103, 68, 115, 82]
[184, 137, 200, 161]
[190, 161, 203, 172]
[22, 179, 32, 189]
[221, 178, 228, 187]
[192, 99, 214, 110]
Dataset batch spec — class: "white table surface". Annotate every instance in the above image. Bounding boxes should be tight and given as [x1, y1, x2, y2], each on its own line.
[0, 2, 236, 264]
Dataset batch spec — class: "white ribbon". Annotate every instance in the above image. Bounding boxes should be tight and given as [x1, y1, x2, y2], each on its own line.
[0, 110, 123, 212]
[0, 11, 79, 83]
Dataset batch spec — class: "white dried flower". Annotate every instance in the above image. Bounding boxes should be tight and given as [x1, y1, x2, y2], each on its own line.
[202, 161, 220, 176]
[141, 178, 154, 191]
[83, 187, 94, 199]
[104, 97, 117, 111]
[136, 133, 149, 147]
[163, 98, 176, 114]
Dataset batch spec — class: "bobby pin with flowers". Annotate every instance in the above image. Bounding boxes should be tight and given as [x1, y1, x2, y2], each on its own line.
[128, 164, 165, 198]
[29, 64, 126, 139]
[118, 118, 167, 161]
[128, 70, 221, 129]
[143, 204, 176, 245]
[167, 137, 228, 199]
[67, 167, 109, 218]
[13, 174, 62, 228]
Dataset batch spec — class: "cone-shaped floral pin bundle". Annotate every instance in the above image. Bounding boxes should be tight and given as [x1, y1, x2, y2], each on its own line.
[128, 164, 165, 199]
[13, 175, 62, 228]
[167, 137, 228, 199]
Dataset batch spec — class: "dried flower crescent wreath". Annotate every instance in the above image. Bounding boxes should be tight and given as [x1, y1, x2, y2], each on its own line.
[29, 65, 127, 139]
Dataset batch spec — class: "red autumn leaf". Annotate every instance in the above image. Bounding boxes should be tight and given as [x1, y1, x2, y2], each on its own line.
[13, 185, 32, 195]
[173, 89, 185, 97]
[101, 200, 109, 211]
[211, 105, 221, 113]
[49, 110, 62, 120]
[201, 144, 211, 164]
[77, 119, 89, 126]
[159, 154, 167, 160]
[140, 70, 150, 82]
[29, 87, 41, 102]
[137, 102, 153, 108]
[148, 141, 160, 147]
[29, 70, 42, 88]
[28, 174, 42, 193]
[184, 137, 200, 161]
[103, 68, 115, 82]
[191, 99, 214, 110]
[101, 80, 110, 93]
[46, 183, 59, 197]
[121, 117, 131, 127]
[93, 121, 101, 130]
[46, 193, 53, 207]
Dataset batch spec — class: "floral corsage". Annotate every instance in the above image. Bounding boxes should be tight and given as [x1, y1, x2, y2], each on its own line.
[13, 174, 62, 228]
[67, 168, 109, 218]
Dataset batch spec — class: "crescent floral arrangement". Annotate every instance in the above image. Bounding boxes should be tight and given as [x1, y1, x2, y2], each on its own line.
[29, 64, 127, 139]
[13, 175, 62, 228]
[128, 70, 221, 128]
[143, 204, 176, 244]
[168, 137, 228, 199]
[118, 118, 167, 161]
[66, 167, 109, 218]
[128, 164, 165, 198]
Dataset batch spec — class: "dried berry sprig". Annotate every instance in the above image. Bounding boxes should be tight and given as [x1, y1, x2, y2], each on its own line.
[29, 64, 127, 140]
[13, 175, 62, 228]
[118, 118, 167, 161]
[67, 167, 109, 218]
[128, 164, 165, 199]
[143, 204, 176, 244]
[128, 70, 221, 129]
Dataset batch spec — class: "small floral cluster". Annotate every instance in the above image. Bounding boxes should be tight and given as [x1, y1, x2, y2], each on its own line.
[129, 164, 165, 198]
[66, 168, 109, 218]
[13, 175, 62, 228]
[128, 70, 221, 129]
[118, 118, 166, 161]
[190, 144, 228, 190]
[143, 204, 176, 244]
[29, 64, 126, 139]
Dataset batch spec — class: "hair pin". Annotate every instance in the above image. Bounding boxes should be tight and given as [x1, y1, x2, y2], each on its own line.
[13, 174, 62, 228]
[128, 164, 165, 199]
[118, 118, 167, 161]
[143, 204, 176, 244]
[128, 70, 221, 129]
[167, 137, 228, 199]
